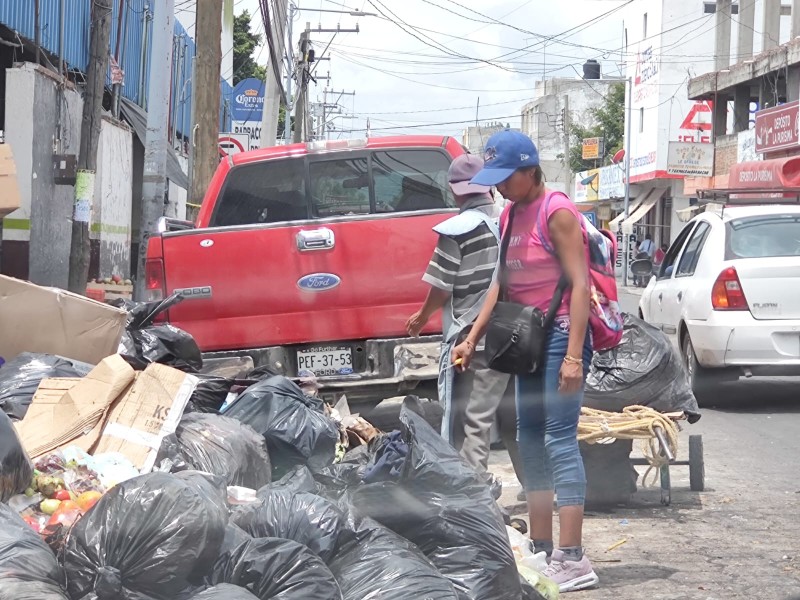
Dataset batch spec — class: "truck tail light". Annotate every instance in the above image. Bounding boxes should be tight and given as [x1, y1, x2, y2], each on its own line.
[711, 266, 748, 310]
[144, 258, 166, 303]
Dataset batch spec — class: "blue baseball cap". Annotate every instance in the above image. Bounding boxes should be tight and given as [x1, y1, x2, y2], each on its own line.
[471, 130, 540, 187]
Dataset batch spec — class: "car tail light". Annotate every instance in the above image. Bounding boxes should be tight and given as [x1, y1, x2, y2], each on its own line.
[144, 258, 166, 303]
[711, 266, 748, 310]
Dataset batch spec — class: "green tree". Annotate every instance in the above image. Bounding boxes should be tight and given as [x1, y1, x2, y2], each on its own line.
[568, 82, 625, 174]
[233, 10, 267, 84]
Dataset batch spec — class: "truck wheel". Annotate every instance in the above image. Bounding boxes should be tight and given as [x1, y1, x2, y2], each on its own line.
[689, 435, 705, 492]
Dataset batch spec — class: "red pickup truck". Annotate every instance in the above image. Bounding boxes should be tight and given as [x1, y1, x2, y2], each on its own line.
[145, 135, 467, 410]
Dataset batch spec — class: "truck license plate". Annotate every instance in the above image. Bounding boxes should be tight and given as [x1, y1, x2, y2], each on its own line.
[296, 347, 353, 376]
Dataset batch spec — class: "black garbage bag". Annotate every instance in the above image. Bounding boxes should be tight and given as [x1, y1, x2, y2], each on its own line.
[0, 410, 33, 502]
[0, 352, 91, 420]
[0, 503, 66, 597]
[64, 472, 228, 600]
[157, 413, 271, 489]
[188, 376, 234, 414]
[111, 295, 203, 373]
[210, 535, 342, 600]
[0, 580, 69, 600]
[232, 489, 345, 563]
[222, 376, 338, 477]
[190, 584, 259, 600]
[585, 314, 700, 422]
[329, 511, 458, 600]
[346, 404, 521, 600]
[256, 465, 318, 496]
[121, 325, 203, 372]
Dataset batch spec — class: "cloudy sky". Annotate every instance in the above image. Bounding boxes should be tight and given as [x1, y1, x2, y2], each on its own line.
[178, 0, 633, 138]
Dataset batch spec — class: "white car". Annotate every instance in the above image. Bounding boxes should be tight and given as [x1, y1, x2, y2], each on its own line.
[639, 203, 800, 400]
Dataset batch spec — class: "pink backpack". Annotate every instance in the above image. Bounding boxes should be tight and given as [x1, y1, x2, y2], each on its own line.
[536, 192, 624, 352]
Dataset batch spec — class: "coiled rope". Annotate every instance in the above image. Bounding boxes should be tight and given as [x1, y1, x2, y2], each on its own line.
[578, 405, 681, 486]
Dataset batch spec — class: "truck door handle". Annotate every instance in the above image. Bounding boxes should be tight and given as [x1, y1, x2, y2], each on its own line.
[297, 228, 335, 251]
[677, 292, 683, 302]
[658, 293, 663, 302]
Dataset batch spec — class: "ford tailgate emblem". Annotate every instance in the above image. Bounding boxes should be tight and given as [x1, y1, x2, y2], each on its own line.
[297, 273, 341, 291]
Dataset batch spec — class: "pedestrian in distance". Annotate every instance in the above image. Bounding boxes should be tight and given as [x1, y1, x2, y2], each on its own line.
[405, 154, 525, 489]
[452, 130, 599, 593]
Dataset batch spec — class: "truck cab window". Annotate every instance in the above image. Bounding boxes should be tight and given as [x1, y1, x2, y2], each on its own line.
[310, 157, 370, 218]
[372, 150, 454, 213]
[211, 159, 307, 227]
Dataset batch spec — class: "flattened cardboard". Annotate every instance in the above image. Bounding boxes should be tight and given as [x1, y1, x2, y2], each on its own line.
[17, 355, 135, 458]
[0, 274, 127, 364]
[93, 363, 197, 472]
[0, 144, 21, 218]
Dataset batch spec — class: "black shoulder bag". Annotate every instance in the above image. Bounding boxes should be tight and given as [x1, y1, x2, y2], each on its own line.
[484, 203, 568, 375]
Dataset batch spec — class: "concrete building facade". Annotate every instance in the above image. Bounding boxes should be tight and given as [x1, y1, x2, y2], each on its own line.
[521, 76, 624, 194]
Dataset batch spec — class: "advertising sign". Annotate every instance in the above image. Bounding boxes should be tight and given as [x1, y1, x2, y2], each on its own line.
[755, 101, 800, 154]
[231, 78, 265, 122]
[582, 137, 602, 160]
[666, 142, 714, 177]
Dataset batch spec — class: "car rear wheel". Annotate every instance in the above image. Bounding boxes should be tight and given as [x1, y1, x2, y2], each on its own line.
[682, 335, 716, 405]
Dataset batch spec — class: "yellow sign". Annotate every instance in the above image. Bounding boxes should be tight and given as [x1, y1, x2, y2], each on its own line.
[582, 137, 602, 160]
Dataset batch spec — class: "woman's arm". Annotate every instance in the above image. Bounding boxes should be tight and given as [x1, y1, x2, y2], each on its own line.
[549, 210, 590, 393]
[451, 281, 500, 370]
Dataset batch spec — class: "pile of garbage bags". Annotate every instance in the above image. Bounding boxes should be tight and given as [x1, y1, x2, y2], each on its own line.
[584, 314, 701, 423]
[0, 295, 552, 600]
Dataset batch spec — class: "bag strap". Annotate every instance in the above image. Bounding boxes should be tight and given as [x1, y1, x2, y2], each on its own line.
[497, 203, 517, 302]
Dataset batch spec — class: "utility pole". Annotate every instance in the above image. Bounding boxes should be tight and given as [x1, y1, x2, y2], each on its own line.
[134, 0, 175, 299]
[294, 23, 311, 143]
[189, 1, 223, 203]
[561, 94, 570, 184]
[622, 77, 633, 287]
[261, 0, 289, 147]
[67, 0, 113, 294]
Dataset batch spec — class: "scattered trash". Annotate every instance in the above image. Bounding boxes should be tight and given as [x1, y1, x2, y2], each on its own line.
[620, 519, 629, 525]
[606, 538, 628, 552]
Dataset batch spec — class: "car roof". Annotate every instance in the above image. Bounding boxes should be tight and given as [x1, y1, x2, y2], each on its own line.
[696, 203, 800, 224]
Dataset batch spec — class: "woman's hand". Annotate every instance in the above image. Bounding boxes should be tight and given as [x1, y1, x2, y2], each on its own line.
[451, 340, 476, 372]
[558, 359, 584, 394]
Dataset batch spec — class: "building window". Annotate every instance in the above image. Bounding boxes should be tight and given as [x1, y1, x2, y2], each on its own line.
[703, 2, 739, 14]
[639, 107, 644, 133]
[643, 13, 648, 38]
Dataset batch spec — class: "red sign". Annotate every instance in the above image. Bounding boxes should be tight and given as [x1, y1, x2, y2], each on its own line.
[755, 101, 800, 154]
[728, 157, 800, 196]
[678, 101, 713, 143]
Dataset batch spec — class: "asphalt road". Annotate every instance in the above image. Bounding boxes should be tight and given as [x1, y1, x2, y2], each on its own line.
[490, 290, 800, 599]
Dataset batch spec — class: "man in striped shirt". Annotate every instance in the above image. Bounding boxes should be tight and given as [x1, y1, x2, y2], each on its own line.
[406, 155, 523, 484]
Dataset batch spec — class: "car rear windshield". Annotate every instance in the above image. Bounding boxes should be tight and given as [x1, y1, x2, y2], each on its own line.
[726, 214, 800, 259]
[210, 149, 454, 227]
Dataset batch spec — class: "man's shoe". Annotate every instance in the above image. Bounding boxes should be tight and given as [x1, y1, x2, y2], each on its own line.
[541, 549, 599, 592]
[516, 490, 526, 503]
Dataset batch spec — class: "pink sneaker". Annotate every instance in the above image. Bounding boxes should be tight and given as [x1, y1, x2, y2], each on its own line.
[542, 549, 599, 592]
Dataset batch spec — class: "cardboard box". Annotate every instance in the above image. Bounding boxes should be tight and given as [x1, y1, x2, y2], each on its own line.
[92, 363, 197, 472]
[17, 354, 135, 458]
[0, 275, 127, 364]
[0, 144, 21, 218]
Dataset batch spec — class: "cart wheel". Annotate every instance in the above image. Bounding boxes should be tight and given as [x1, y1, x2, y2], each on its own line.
[689, 434, 705, 492]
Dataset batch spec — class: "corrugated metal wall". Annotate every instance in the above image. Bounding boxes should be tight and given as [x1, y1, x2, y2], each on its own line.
[0, 0, 232, 138]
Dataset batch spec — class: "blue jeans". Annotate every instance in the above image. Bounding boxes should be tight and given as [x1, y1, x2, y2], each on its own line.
[516, 327, 592, 508]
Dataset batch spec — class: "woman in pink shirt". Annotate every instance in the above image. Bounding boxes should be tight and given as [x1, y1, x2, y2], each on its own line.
[452, 131, 597, 593]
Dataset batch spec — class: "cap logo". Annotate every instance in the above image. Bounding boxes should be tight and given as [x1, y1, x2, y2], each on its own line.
[484, 146, 497, 163]
[520, 153, 530, 161]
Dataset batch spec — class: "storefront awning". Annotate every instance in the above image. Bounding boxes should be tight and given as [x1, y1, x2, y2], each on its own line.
[621, 188, 663, 234]
[609, 188, 654, 233]
[728, 156, 800, 190]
